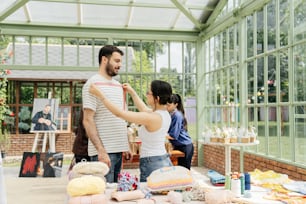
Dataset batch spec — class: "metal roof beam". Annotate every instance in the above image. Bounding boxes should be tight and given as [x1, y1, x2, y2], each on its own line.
[32, 0, 205, 10]
[0, 0, 29, 22]
[23, 4, 32, 22]
[170, 0, 203, 30]
[0, 23, 199, 41]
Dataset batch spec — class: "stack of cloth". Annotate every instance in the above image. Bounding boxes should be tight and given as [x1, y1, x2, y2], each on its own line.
[66, 161, 109, 204]
[207, 170, 225, 186]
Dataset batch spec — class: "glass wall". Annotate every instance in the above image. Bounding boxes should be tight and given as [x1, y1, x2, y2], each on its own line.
[2, 37, 197, 139]
[201, 0, 306, 167]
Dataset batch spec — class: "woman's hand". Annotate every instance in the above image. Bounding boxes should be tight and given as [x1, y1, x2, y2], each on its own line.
[90, 83, 105, 99]
[122, 83, 134, 94]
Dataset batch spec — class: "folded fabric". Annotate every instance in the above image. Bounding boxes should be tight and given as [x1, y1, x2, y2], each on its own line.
[146, 166, 193, 192]
[250, 169, 292, 185]
[67, 175, 106, 197]
[68, 194, 107, 204]
[111, 189, 145, 201]
[283, 181, 306, 195]
[72, 161, 109, 176]
[207, 170, 225, 184]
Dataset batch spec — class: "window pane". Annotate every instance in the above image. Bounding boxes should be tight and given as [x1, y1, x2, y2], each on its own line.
[47, 37, 62, 66]
[280, 106, 290, 160]
[268, 55, 276, 103]
[257, 57, 264, 103]
[54, 82, 70, 104]
[294, 105, 306, 164]
[247, 15, 254, 58]
[280, 50, 289, 102]
[294, 0, 306, 42]
[170, 42, 182, 73]
[73, 82, 84, 104]
[19, 82, 34, 104]
[37, 82, 51, 98]
[156, 41, 169, 72]
[294, 44, 306, 102]
[64, 38, 77, 66]
[79, 39, 95, 67]
[13, 36, 30, 65]
[32, 37, 46, 65]
[267, 0, 276, 51]
[268, 108, 278, 157]
[247, 61, 255, 104]
[280, 0, 289, 47]
[257, 10, 264, 54]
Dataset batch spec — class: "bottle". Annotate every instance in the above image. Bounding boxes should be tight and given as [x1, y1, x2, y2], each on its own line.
[244, 172, 251, 190]
[231, 178, 241, 197]
[240, 173, 245, 195]
[225, 173, 231, 190]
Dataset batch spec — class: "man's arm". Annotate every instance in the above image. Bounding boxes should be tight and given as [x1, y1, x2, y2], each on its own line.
[83, 108, 111, 167]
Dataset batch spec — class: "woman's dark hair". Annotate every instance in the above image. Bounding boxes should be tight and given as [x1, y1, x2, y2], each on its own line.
[98, 45, 124, 65]
[72, 109, 88, 155]
[169, 93, 188, 130]
[150, 80, 172, 105]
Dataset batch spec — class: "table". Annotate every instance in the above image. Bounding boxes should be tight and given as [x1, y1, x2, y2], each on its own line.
[204, 140, 259, 175]
[31, 131, 57, 152]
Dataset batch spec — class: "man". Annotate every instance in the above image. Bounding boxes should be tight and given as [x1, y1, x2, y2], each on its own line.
[32, 104, 54, 131]
[82, 45, 130, 183]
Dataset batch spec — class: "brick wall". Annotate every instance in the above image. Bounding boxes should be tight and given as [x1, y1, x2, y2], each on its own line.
[6, 133, 74, 156]
[6, 134, 198, 169]
[203, 144, 306, 181]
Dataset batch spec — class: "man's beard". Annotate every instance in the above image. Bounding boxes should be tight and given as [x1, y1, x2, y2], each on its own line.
[106, 62, 118, 77]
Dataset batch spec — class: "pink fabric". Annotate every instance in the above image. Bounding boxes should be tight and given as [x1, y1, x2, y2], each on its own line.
[68, 194, 107, 204]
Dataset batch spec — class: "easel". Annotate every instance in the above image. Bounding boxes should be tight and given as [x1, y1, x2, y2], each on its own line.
[31, 92, 57, 153]
[31, 131, 56, 153]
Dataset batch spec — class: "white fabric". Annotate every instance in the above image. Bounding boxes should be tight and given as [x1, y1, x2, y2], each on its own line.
[82, 74, 129, 155]
[138, 110, 171, 158]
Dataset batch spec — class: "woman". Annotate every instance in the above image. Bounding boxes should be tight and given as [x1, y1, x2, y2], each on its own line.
[166, 94, 194, 169]
[72, 109, 90, 163]
[89, 80, 173, 182]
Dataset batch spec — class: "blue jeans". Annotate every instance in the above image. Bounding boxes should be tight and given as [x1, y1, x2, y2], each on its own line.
[89, 153, 122, 183]
[173, 143, 194, 170]
[139, 154, 172, 182]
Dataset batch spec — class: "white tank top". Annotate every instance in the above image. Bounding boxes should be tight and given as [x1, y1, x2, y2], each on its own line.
[138, 110, 171, 158]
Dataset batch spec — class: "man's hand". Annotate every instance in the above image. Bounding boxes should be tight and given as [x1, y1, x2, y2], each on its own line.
[98, 152, 111, 167]
[123, 151, 133, 162]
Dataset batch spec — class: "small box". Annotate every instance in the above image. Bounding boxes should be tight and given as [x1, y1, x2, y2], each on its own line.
[230, 138, 238, 143]
[250, 137, 255, 143]
[219, 138, 230, 143]
[241, 137, 250, 143]
[210, 137, 218, 143]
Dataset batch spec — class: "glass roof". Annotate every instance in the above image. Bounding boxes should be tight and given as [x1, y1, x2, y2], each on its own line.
[0, 0, 220, 32]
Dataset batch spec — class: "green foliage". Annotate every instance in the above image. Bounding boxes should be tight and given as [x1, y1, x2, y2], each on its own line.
[0, 69, 13, 151]
[18, 107, 31, 132]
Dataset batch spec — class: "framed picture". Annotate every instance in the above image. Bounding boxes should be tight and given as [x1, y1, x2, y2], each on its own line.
[31, 98, 59, 132]
[43, 152, 64, 177]
[19, 152, 40, 177]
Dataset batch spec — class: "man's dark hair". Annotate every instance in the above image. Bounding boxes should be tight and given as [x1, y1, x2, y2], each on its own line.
[98, 45, 124, 65]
